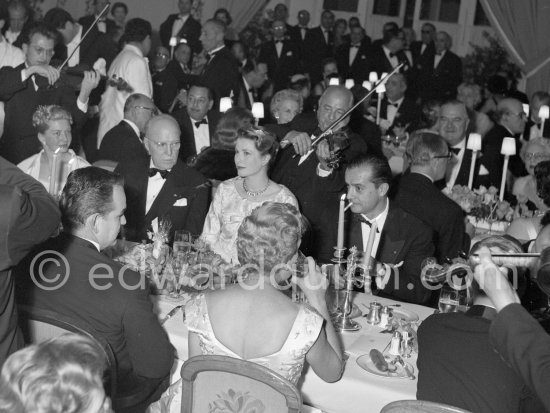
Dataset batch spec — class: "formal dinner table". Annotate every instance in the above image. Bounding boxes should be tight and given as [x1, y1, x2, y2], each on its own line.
[151, 291, 434, 413]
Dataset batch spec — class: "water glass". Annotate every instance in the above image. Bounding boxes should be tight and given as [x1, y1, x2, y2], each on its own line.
[173, 230, 192, 254]
[322, 263, 346, 317]
[438, 284, 461, 313]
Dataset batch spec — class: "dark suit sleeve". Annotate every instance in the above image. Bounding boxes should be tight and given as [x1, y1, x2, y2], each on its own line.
[481, 136, 503, 188]
[159, 16, 173, 49]
[0, 66, 27, 100]
[121, 282, 174, 378]
[490, 303, 550, 411]
[185, 185, 209, 235]
[0, 156, 60, 270]
[381, 219, 435, 304]
[439, 209, 467, 261]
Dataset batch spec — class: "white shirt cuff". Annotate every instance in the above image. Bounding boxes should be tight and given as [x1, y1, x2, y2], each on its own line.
[316, 163, 333, 177]
[77, 98, 88, 114]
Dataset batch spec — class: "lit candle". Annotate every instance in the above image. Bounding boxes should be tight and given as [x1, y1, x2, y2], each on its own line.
[337, 194, 346, 249]
[466, 133, 481, 189]
[169, 36, 177, 60]
[48, 147, 61, 196]
[344, 79, 355, 89]
[363, 219, 378, 269]
[219, 97, 232, 113]
[362, 80, 372, 91]
[539, 105, 549, 137]
[328, 77, 339, 86]
[381, 72, 388, 80]
[369, 72, 378, 83]
[251, 102, 264, 126]
[499, 137, 516, 201]
[375, 84, 385, 125]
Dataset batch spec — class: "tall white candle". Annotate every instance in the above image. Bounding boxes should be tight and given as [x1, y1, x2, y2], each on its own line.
[499, 137, 516, 201]
[375, 84, 385, 125]
[48, 148, 61, 196]
[466, 133, 481, 189]
[337, 194, 346, 249]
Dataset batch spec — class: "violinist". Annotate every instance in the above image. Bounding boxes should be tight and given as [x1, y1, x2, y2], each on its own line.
[0, 23, 100, 164]
[270, 85, 368, 262]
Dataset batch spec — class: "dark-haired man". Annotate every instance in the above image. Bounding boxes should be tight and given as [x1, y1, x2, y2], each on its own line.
[98, 18, 153, 146]
[22, 167, 173, 409]
[159, 0, 201, 53]
[235, 60, 269, 111]
[0, 24, 99, 163]
[335, 25, 371, 84]
[3, 0, 31, 49]
[345, 154, 435, 304]
[303, 10, 334, 86]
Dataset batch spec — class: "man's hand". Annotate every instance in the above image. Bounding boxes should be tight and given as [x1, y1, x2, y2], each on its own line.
[79, 70, 101, 102]
[316, 139, 332, 170]
[26, 64, 60, 85]
[283, 130, 311, 155]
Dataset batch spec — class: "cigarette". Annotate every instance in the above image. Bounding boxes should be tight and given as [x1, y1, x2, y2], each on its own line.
[344, 202, 353, 211]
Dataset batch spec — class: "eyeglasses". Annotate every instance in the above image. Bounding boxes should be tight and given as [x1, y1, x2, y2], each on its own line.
[508, 111, 526, 119]
[155, 52, 169, 58]
[433, 153, 453, 160]
[524, 152, 550, 161]
[134, 106, 158, 115]
[30, 44, 55, 57]
[146, 138, 181, 151]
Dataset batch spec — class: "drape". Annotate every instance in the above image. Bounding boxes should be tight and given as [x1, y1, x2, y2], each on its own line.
[217, 0, 269, 33]
[480, 0, 550, 97]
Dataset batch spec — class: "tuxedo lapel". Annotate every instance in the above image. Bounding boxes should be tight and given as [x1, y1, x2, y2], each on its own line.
[347, 216, 364, 251]
[377, 206, 406, 262]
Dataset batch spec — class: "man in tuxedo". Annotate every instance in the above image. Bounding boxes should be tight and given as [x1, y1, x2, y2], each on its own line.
[0, 8, 24, 68]
[303, 9, 334, 86]
[0, 24, 100, 164]
[482, 98, 527, 187]
[438, 100, 486, 189]
[78, 0, 116, 35]
[377, 72, 420, 136]
[97, 18, 153, 146]
[368, 28, 410, 77]
[188, 19, 240, 110]
[0, 156, 60, 365]
[23, 167, 173, 409]
[335, 25, 371, 83]
[290, 9, 310, 45]
[372, 21, 399, 48]
[394, 132, 468, 262]
[172, 83, 220, 161]
[525, 91, 550, 140]
[345, 154, 435, 304]
[3, 0, 31, 49]
[272, 3, 294, 39]
[116, 114, 209, 242]
[258, 20, 301, 93]
[271, 85, 368, 262]
[235, 60, 268, 111]
[419, 31, 462, 103]
[411, 22, 436, 72]
[97, 93, 154, 165]
[159, 0, 201, 53]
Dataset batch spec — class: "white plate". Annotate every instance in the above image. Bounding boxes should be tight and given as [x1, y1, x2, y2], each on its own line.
[356, 354, 414, 379]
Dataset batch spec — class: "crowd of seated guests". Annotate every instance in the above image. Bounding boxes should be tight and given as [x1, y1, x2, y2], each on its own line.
[3, 1, 550, 412]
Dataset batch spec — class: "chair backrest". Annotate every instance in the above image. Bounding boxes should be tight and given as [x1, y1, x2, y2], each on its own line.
[180, 355, 303, 413]
[17, 305, 118, 398]
[381, 400, 473, 413]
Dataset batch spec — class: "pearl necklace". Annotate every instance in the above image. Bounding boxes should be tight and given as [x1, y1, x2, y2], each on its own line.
[243, 178, 270, 197]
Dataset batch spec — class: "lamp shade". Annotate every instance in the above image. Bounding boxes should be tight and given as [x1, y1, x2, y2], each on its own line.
[252, 102, 264, 119]
[375, 84, 386, 94]
[539, 105, 550, 120]
[500, 137, 516, 156]
[169, 36, 178, 47]
[522, 103, 530, 118]
[381, 72, 388, 79]
[362, 80, 372, 90]
[345, 79, 355, 89]
[328, 77, 340, 86]
[369, 72, 378, 83]
[466, 133, 482, 151]
[219, 97, 232, 113]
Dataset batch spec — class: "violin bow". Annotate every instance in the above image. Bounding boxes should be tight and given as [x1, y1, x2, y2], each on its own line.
[309, 63, 404, 150]
[57, 3, 111, 72]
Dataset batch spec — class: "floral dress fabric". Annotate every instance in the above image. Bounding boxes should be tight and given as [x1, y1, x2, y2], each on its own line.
[185, 293, 324, 385]
[201, 177, 299, 264]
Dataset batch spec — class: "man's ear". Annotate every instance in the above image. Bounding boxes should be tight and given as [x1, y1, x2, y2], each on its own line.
[85, 213, 100, 235]
[378, 182, 389, 197]
[208, 99, 213, 111]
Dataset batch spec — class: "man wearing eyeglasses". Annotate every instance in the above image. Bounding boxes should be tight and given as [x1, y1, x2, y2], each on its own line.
[482, 98, 527, 188]
[0, 23, 100, 164]
[394, 132, 469, 263]
[116, 114, 209, 242]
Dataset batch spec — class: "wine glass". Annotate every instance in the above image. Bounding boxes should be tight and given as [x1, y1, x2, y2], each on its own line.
[173, 230, 192, 254]
[438, 284, 460, 313]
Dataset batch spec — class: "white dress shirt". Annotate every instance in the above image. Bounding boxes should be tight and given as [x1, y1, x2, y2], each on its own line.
[360, 198, 389, 258]
[0, 38, 24, 68]
[434, 50, 446, 69]
[447, 138, 466, 189]
[146, 160, 169, 213]
[242, 76, 254, 107]
[386, 96, 404, 124]
[349, 44, 359, 66]
[171, 14, 189, 37]
[383, 45, 399, 68]
[67, 25, 82, 67]
[274, 39, 283, 58]
[191, 114, 210, 153]
[5, 29, 19, 44]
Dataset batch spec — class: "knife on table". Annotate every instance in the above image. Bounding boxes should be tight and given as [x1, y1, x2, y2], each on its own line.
[161, 305, 184, 325]
[396, 356, 415, 380]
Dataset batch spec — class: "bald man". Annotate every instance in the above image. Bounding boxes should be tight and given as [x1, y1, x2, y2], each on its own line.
[115, 114, 209, 242]
[271, 85, 368, 262]
[482, 98, 527, 188]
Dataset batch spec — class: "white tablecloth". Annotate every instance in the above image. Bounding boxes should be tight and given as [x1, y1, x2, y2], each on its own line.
[152, 293, 434, 413]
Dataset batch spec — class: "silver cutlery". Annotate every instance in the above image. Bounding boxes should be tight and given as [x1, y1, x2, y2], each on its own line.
[396, 355, 415, 380]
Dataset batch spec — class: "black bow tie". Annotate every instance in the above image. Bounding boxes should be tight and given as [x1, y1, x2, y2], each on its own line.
[435, 52, 442, 56]
[450, 147, 461, 155]
[275, 40, 283, 44]
[389, 52, 395, 58]
[194, 119, 208, 128]
[350, 44, 360, 48]
[355, 214, 380, 232]
[387, 101, 399, 107]
[149, 168, 169, 179]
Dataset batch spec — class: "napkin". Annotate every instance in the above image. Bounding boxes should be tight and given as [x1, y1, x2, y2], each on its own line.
[173, 197, 188, 207]
[346, 335, 379, 357]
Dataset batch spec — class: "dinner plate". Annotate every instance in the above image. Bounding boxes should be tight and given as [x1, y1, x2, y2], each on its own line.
[356, 354, 414, 379]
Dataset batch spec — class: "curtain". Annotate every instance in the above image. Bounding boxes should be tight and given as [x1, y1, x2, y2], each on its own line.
[217, 0, 269, 33]
[480, 0, 550, 97]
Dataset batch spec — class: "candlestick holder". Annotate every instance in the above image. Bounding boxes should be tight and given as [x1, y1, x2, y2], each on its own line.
[331, 247, 361, 332]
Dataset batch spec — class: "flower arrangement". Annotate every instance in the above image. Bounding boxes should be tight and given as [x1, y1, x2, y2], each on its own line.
[148, 219, 172, 259]
[443, 185, 514, 222]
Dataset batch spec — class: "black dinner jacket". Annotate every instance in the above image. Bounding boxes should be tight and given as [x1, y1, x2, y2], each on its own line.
[421, 50, 462, 102]
[78, 15, 117, 38]
[303, 26, 334, 85]
[97, 120, 149, 166]
[410, 40, 435, 71]
[172, 109, 221, 161]
[159, 14, 201, 53]
[335, 38, 372, 82]
[258, 38, 302, 92]
[368, 44, 411, 77]
[379, 95, 421, 132]
[435, 139, 486, 190]
[393, 172, 468, 261]
[346, 202, 435, 305]
[115, 157, 210, 243]
[20, 232, 174, 385]
[0, 64, 86, 164]
[234, 76, 255, 111]
[152, 66, 180, 113]
[482, 124, 525, 187]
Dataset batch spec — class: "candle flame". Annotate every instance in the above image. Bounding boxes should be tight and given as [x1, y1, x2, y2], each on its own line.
[340, 193, 346, 201]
